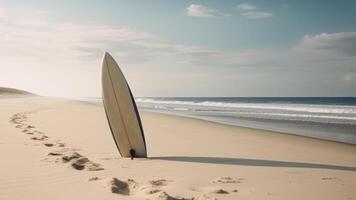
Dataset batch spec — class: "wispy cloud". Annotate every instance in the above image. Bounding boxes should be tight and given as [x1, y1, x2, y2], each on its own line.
[185, 4, 229, 18]
[295, 32, 356, 56]
[238, 3, 272, 19]
[238, 3, 256, 11]
[242, 11, 273, 19]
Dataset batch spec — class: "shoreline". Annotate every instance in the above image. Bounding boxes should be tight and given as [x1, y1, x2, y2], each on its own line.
[139, 110, 356, 161]
[140, 109, 356, 147]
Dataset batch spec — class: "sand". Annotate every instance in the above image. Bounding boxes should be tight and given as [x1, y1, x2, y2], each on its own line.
[0, 95, 355, 200]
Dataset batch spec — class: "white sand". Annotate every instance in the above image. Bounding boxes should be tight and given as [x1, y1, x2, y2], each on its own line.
[0, 96, 355, 200]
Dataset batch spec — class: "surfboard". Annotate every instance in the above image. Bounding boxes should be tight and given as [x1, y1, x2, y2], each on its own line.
[101, 52, 147, 158]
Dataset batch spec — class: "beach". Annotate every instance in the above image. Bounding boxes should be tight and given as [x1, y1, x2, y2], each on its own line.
[1, 95, 355, 200]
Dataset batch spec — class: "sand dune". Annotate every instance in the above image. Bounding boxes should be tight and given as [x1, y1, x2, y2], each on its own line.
[0, 96, 355, 200]
[0, 87, 34, 96]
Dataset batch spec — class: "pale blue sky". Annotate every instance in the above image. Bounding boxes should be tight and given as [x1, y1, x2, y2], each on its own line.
[0, 0, 355, 97]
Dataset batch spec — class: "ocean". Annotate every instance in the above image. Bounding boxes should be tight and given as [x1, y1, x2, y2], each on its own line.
[135, 97, 356, 145]
[84, 97, 356, 145]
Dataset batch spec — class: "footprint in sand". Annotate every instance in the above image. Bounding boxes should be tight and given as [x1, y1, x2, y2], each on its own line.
[10, 114, 24, 124]
[149, 179, 169, 187]
[106, 177, 215, 200]
[211, 189, 229, 194]
[10, 113, 30, 129]
[47, 150, 104, 171]
[153, 191, 199, 200]
[56, 142, 66, 147]
[22, 129, 34, 134]
[48, 151, 63, 156]
[71, 157, 103, 171]
[34, 130, 45, 134]
[147, 180, 208, 200]
[146, 189, 162, 195]
[107, 177, 192, 200]
[43, 143, 54, 147]
[108, 178, 137, 195]
[11, 112, 103, 176]
[212, 176, 243, 184]
[30, 135, 48, 141]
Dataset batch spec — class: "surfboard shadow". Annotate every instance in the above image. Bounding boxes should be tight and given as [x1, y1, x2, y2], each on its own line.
[150, 156, 356, 171]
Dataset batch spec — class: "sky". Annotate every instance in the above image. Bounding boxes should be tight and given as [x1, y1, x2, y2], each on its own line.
[0, 0, 356, 97]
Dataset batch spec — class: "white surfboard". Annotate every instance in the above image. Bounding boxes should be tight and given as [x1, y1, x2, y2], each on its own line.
[101, 52, 147, 158]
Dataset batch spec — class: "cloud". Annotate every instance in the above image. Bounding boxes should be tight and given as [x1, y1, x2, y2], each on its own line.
[238, 3, 256, 11]
[295, 32, 356, 57]
[242, 11, 273, 19]
[0, 22, 151, 65]
[185, 4, 229, 18]
[238, 3, 273, 19]
[0, 8, 227, 68]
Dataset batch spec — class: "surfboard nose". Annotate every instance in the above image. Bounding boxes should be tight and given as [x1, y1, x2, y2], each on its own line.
[102, 51, 112, 62]
[102, 52, 116, 71]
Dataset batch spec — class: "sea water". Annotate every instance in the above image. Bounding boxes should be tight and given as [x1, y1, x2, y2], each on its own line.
[135, 97, 356, 145]
[85, 97, 356, 145]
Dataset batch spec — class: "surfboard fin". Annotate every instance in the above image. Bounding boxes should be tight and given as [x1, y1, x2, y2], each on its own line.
[129, 149, 136, 160]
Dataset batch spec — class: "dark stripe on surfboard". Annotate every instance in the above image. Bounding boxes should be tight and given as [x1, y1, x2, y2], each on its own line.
[127, 85, 147, 152]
